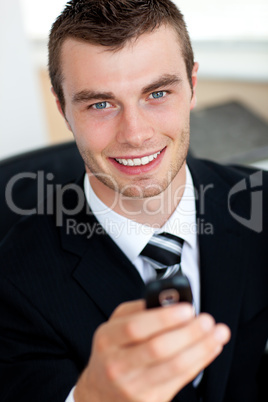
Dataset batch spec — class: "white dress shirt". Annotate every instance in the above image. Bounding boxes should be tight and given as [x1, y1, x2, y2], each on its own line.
[66, 166, 200, 401]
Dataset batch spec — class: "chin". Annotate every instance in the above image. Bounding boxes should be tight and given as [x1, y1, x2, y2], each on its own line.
[117, 176, 172, 199]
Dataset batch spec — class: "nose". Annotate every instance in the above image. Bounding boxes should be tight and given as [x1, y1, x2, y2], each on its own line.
[116, 106, 154, 147]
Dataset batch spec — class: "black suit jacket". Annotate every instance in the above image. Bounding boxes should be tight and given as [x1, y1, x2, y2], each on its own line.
[0, 157, 267, 402]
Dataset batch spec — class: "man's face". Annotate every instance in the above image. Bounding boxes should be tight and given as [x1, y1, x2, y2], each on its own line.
[56, 26, 198, 200]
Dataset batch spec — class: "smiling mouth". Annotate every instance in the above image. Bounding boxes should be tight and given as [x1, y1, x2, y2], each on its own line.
[114, 150, 162, 167]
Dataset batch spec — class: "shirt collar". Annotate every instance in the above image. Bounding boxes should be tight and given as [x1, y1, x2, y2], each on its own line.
[84, 165, 197, 263]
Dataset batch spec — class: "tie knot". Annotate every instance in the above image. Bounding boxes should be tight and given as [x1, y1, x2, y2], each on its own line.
[140, 232, 184, 275]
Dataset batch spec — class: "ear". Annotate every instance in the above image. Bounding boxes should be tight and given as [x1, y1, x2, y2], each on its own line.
[51, 87, 72, 132]
[190, 62, 199, 111]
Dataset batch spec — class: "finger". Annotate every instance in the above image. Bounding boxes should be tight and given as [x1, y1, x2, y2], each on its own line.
[114, 313, 217, 369]
[161, 323, 231, 388]
[111, 300, 145, 319]
[96, 303, 195, 349]
[108, 324, 230, 402]
[136, 323, 231, 389]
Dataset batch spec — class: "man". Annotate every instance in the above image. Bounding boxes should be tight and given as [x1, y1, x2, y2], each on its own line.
[0, 1, 267, 401]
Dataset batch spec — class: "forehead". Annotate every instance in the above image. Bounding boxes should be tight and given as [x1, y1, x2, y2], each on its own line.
[60, 25, 186, 95]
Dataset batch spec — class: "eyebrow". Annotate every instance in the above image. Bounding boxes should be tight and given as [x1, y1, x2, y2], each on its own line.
[71, 74, 182, 105]
[72, 91, 115, 104]
[141, 74, 182, 95]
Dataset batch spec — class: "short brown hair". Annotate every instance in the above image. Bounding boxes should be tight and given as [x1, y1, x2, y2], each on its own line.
[48, 0, 194, 111]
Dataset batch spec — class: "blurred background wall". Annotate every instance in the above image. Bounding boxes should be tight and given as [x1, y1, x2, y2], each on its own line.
[0, 0, 268, 164]
[0, 0, 48, 159]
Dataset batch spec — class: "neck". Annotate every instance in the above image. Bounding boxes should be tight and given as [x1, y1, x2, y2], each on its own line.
[88, 164, 187, 227]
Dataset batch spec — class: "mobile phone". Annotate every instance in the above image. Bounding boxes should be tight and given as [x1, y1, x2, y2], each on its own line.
[144, 275, 193, 308]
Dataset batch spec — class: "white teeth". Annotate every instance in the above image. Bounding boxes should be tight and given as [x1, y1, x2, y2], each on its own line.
[115, 151, 161, 166]
[141, 156, 149, 165]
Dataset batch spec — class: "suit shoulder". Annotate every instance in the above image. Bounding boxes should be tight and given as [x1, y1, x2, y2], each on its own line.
[0, 213, 60, 276]
[187, 157, 268, 233]
[188, 157, 268, 193]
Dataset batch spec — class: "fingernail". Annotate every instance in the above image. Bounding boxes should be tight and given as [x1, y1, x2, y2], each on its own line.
[172, 304, 195, 319]
[214, 326, 230, 342]
[199, 315, 214, 331]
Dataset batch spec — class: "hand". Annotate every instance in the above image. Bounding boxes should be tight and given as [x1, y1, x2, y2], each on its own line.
[74, 300, 230, 402]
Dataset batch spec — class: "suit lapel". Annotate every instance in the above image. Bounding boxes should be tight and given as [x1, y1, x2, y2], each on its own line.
[188, 157, 249, 402]
[197, 199, 245, 402]
[72, 233, 145, 319]
[59, 175, 145, 319]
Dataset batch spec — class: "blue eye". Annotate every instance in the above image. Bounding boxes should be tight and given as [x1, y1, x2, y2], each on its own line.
[93, 101, 108, 110]
[150, 91, 166, 99]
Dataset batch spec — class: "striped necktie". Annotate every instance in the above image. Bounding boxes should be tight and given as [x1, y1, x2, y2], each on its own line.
[140, 232, 184, 279]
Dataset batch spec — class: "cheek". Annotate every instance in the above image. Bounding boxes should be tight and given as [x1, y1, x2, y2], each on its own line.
[157, 90, 192, 135]
[151, 107, 187, 139]
[72, 115, 116, 154]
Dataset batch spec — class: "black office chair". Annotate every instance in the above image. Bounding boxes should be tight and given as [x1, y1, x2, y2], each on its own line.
[0, 141, 84, 243]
